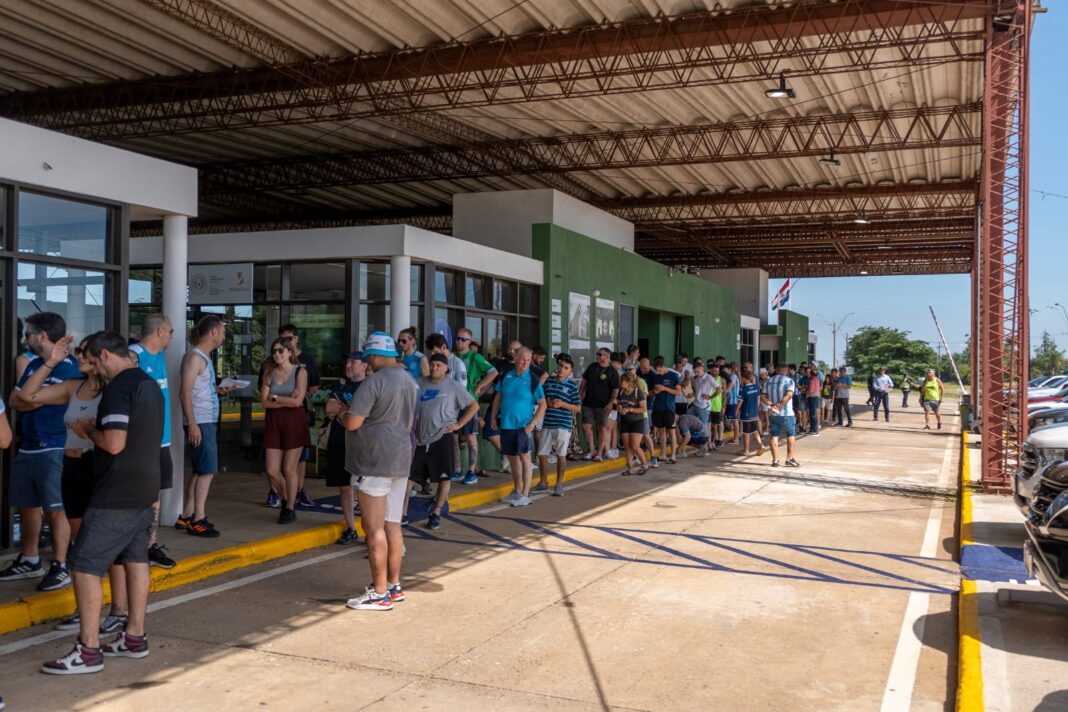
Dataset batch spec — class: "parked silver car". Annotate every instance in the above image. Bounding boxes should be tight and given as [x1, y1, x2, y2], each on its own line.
[1016, 423, 1068, 602]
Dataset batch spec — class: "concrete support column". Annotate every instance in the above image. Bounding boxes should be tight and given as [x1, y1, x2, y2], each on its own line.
[160, 214, 188, 525]
[390, 255, 411, 335]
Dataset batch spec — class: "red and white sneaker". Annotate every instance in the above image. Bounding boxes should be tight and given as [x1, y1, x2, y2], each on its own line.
[41, 640, 104, 675]
[346, 586, 394, 611]
[388, 583, 406, 603]
[101, 631, 149, 659]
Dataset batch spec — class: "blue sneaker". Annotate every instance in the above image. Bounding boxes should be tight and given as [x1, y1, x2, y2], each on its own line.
[461, 472, 478, 485]
[297, 490, 315, 508]
[264, 491, 280, 508]
[427, 512, 441, 530]
[449, 471, 463, 482]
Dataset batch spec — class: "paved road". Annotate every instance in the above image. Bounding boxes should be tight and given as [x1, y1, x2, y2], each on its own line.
[0, 402, 960, 711]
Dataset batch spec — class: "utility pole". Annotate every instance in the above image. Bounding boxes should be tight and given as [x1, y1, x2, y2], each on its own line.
[817, 312, 855, 367]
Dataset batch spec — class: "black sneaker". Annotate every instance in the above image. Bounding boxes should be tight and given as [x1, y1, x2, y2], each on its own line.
[99, 613, 128, 635]
[174, 515, 192, 531]
[186, 519, 221, 538]
[37, 561, 71, 592]
[278, 507, 297, 524]
[56, 611, 81, 631]
[336, 528, 358, 545]
[0, 554, 44, 581]
[784, 458, 800, 467]
[148, 544, 177, 569]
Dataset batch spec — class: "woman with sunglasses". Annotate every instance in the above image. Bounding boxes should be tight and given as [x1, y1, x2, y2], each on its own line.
[397, 326, 429, 380]
[260, 338, 311, 523]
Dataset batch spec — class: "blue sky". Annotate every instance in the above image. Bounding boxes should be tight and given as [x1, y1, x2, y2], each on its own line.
[770, 8, 1065, 366]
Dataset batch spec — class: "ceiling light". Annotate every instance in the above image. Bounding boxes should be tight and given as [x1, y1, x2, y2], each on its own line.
[859, 270, 869, 275]
[764, 73, 796, 100]
[819, 153, 840, 167]
[876, 244, 892, 250]
[853, 212, 871, 225]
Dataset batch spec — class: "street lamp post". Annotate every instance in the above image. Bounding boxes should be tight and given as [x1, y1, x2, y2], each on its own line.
[817, 312, 855, 368]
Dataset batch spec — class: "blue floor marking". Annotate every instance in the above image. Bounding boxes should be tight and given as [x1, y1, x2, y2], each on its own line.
[960, 544, 1031, 582]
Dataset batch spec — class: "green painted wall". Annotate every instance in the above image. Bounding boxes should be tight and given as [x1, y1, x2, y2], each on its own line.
[778, 309, 810, 365]
[532, 224, 739, 363]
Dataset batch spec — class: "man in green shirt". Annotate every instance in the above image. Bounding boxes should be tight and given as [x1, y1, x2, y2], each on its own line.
[454, 328, 498, 480]
[708, 364, 726, 448]
[900, 372, 915, 408]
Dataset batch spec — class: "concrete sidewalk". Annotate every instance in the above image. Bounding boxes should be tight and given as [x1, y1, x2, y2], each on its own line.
[959, 433, 1068, 712]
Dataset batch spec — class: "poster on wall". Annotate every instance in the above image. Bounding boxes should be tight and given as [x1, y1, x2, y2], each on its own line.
[595, 298, 615, 349]
[568, 292, 590, 350]
[551, 298, 562, 314]
[551, 314, 562, 329]
[188, 263, 253, 305]
[551, 328, 562, 343]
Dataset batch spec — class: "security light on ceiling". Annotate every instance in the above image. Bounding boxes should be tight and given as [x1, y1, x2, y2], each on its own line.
[819, 153, 841, 167]
[765, 73, 796, 99]
[859, 270, 869, 275]
[853, 212, 871, 225]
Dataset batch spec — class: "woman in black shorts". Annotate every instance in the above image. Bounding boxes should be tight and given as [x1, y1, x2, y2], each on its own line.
[261, 337, 311, 523]
[616, 373, 648, 476]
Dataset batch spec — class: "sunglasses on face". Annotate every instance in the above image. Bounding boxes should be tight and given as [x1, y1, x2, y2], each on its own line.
[456, 336, 470, 342]
[398, 338, 410, 344]
[271, 348, 287, 355]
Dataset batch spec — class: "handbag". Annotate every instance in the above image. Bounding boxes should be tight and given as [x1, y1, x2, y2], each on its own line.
[316, 418, 332, 450]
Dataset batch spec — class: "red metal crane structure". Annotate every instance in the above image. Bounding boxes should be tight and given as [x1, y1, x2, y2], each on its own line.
[0, 0, 1035, 490]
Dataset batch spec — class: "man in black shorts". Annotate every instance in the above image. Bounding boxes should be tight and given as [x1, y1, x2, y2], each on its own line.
[579, 348, 619, 462]
[42, 331, 163, 675]
[324, 351, 367, 545]
[649, 357, 682, 464]
[410, 354, 479, 529]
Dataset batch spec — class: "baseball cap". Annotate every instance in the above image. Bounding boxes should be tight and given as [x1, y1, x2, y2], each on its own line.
[363, 332, 399, 357]
[346, 350, 365, 361]
[428, 353, 449, 367]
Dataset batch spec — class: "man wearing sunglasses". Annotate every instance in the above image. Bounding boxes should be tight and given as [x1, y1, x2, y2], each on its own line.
[2, 313, 82, 587]
[453, 328, 497, 482]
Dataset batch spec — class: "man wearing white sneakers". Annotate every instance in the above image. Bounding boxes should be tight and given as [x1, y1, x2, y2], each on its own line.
[490, 347, 546, 507]
[342, 333, 418, 611]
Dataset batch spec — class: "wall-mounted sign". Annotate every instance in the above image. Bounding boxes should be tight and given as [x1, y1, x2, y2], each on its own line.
[595, 298, 615, 349]
[551, 298, 562, 314]
[568, 292, 590, 350]
[695, 325, 701, 336]
[188, 263, 253, 305]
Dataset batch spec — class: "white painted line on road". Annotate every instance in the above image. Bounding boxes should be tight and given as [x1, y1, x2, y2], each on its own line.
[0, 548, 358, 657]
[880, 417, 958, 711]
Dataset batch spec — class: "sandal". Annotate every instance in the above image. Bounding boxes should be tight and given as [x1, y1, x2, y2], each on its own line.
[666, 458, 678, 465]
[621, 469, 634, 476]
[637, 466, 648, 476]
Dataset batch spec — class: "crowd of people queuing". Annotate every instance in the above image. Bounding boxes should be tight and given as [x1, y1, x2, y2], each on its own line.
[0, 310, 949, 693]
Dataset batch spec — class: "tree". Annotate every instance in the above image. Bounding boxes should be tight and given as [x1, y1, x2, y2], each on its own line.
[1032, 331, 1066, 377]
[844, 326, 938, 383]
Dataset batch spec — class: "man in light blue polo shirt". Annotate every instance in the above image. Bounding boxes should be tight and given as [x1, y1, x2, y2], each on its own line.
[130, 313, 177, 569]
[490, 347, 546, 507]
[760, 363, 800, 468]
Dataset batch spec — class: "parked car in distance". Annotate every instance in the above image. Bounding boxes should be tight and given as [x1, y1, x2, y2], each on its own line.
[1029, 386, 1068, 406]
[1030, 402, 1068, 431]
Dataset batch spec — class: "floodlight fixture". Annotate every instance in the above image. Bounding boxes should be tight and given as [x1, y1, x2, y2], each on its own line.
[764, 73, 796, 99]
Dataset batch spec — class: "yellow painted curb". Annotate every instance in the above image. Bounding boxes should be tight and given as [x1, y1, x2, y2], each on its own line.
[0, 456, 626, 635]
[957, 578, 984, 712]
[956, 430, 984, 711]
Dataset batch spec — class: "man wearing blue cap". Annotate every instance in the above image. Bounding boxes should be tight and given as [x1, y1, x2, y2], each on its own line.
[342, 332, 418, 611]
[324, 351, 368, 545]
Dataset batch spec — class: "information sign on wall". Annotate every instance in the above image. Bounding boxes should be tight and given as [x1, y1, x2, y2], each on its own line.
[188, 263, 253, 305]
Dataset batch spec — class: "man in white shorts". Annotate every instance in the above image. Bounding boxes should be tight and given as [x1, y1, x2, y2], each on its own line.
[342, 332, 418, 611]
[535, 354, 581, 496]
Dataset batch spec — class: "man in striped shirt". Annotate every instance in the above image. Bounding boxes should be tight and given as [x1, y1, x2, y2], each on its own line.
[760, 363, 800, 468]
[536, 355, 581, 496]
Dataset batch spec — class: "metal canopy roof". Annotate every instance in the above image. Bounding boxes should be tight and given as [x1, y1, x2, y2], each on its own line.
[0, 0, 995, 277]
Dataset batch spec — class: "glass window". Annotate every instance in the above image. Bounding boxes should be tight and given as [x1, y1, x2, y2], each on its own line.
[493, 280, 516, 312]
[465, 274, 487, 309]
[485, 318, 505, 362]
[410, 264, 423, 303]
[17, 261, 107, 342]
[359, 304, 390, 346]
[519, 318, 539, 349]
[407, 306, 423, 337]
[18, 192, 110, 263]
[289, 304, 345, 380]
[464, 316, 483, 345]
[434, 308, 465, 344]
[435, 269, 461, 305]
[291, 262, 345, 301]
[129, 268, 161, 304]
[360, 262, 390, 301]
[519, 284, 539, 315]
[254, 264, 282, 301]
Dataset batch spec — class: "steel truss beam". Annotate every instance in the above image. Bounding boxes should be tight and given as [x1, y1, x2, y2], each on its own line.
[1, 1, 988, 139]
[129, 208, 452, 238]
[613, 179, 977, 226]
[197, 105, 981, 199]
[978, 0, 1031, 493]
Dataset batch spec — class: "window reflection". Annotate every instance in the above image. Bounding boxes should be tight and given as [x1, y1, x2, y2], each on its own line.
[19, 192, 109, 263]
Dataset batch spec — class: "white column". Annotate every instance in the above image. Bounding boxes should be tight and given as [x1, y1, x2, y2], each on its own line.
[160, 214, 188, 525]
[390, 254, 411, 335]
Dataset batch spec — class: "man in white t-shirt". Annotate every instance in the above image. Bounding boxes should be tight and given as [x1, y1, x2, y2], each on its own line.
[686, 362, 715, 456]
